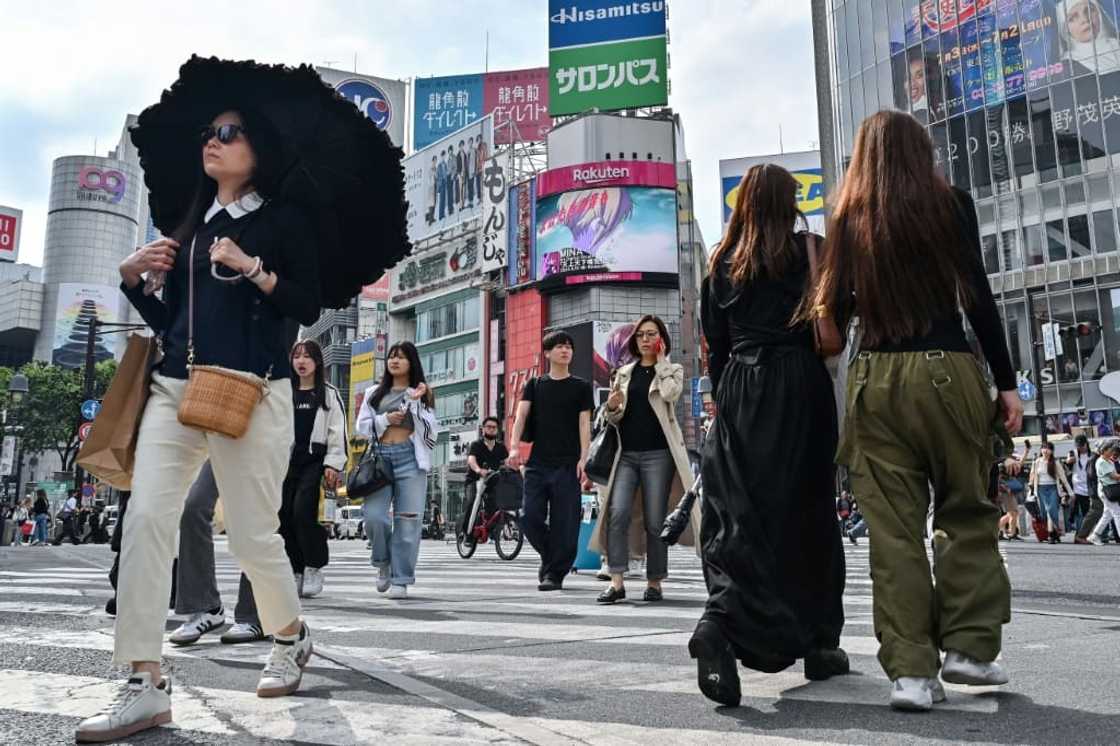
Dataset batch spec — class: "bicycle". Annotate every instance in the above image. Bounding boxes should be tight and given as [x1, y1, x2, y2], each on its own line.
[456, 468, 524, 561]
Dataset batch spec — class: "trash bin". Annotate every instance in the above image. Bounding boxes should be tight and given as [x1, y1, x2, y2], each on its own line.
[572, 492, 601, 571]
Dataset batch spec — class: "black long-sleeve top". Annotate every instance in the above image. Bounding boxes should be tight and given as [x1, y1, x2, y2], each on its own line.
[702, 188, 1016, 393]
[122, 200, 320, 380]
[859, 188, 1016, 391]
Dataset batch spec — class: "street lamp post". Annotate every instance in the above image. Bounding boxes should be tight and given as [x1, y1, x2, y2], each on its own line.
[4, 373, 30, 502]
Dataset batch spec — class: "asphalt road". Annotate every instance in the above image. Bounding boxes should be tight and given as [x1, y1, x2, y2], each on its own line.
[0, 530, 1117, 745]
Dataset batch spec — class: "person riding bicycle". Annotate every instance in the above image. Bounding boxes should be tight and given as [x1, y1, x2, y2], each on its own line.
[461, 417, 509, 536]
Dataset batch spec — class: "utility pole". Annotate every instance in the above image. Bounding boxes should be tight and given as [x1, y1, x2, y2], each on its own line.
[74, 317, 98, 490]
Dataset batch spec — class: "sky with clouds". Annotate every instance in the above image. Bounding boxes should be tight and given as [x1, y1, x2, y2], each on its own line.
[0, 0, 817, 268]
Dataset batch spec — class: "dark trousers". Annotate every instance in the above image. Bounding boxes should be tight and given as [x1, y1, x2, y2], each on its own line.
[279, 458, 328, 574]
[522, 463, 582, 583]
[1077, 495, 1105, 539]
[53, 516, 80, 545]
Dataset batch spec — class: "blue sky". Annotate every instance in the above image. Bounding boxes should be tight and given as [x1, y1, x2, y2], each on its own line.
[0, 0, 816, 267]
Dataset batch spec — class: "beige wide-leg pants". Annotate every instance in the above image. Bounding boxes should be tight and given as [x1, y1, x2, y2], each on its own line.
[113, 372, 300, 664]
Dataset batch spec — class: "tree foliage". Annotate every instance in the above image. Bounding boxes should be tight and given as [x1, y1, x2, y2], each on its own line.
[0, 360, 117, 471]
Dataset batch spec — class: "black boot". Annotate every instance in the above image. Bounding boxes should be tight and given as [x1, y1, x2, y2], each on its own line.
[804, 647, 850, 681]
[688, 620, 741, 707]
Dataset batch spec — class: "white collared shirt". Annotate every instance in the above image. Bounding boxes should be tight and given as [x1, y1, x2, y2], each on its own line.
[203, 191, 264, 224]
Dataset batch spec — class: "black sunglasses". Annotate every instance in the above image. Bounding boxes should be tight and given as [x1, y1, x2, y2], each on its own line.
[200, 123, 247, 145]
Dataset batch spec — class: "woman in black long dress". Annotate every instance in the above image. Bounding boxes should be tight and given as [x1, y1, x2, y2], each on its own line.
[691, 164, 848, 707]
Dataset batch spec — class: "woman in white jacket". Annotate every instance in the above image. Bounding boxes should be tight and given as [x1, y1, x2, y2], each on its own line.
[356, 341, 437, 599]
[283, 340, 349, 597]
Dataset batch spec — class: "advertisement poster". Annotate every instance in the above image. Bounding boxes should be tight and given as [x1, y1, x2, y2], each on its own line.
[548, 0, 669, 116]
[349, 338, 377, 445]
[0, 205, 21, 262]
[534, 186, 677, 281]
[402, 116, 494, 244]
[317, 67, 407, 147]
[481, 149, 510, 274]
[593, 320, 638, 390]
[508, 178, 538, 286]
[415, 68, 551, 149]
[51, 284, 120, 368]
[413, 74, 484, 150]
[719, 151, 824, 232]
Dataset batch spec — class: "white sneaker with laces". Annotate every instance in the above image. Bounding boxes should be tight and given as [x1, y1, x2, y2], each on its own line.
[302, 567, 324, 598]
[169, 609, 225, 646]
[387, 584, 408, 599]
[221, 622, 268, 645]
[75, 671, 172, 743]
[890, 676, 944, 711]
[257, 624, 313, 697]
[376, 566, 391, 593]
[940, 650, 1009, 685]
[624, 560, 643, 579]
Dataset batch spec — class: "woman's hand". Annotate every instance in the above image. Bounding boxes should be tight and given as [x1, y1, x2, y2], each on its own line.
[386, 411, 406, 426]
[409, 382, 428, 401]
[120, 238, 179, 287]
[323, 467, 340, 490]
[209, 236, 255, 275]
[606, 387, 623, 411]
[998, 390, 1024, 435]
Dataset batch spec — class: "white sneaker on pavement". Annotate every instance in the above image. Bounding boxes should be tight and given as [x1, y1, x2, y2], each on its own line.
[302, 567, 324, 598]
[889, 676, 945, 711]
[1089, 534, 1104, 546]
[75, 671, 172, 742]
[169, 609, 225, 646]
[940, 650, 1009, 685]
[387, 584, 408, 599]
[624, 559, 643, 579]
[221, 622, 268, 645]
[257, 623, 313, 698]
[376, 566, 391, 593]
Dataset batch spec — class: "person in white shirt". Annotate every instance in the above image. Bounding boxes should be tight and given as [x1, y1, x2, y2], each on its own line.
[1065, 435, 1096, 540]
[1028, 442, 1075, 543]
[1088, 440, 1120, 545]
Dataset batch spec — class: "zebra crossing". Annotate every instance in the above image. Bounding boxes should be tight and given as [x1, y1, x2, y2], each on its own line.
[0, 537, 1012, 744]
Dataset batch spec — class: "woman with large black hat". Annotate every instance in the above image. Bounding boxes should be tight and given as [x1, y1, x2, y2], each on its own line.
[77, 57, 408, 743]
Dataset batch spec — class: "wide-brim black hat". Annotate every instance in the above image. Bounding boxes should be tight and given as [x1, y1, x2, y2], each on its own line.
[131, 55, 411, 308]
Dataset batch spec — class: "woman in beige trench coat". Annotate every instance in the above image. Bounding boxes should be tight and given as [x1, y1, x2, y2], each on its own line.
[589, 315, 701, 603]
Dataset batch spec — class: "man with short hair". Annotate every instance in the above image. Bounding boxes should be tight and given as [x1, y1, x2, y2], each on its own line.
[53, 490, 81, 546]
[462, 417, 509, 537]
[508, 332, 593, 591]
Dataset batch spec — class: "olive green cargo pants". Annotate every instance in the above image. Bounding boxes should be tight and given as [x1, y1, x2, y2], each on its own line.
[838, 350, 1011, 679]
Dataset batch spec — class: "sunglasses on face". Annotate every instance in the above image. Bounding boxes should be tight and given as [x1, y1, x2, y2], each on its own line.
[200, 123, 247, 146]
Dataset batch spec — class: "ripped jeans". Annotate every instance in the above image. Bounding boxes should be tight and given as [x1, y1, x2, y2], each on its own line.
[363, 441, 429, 586]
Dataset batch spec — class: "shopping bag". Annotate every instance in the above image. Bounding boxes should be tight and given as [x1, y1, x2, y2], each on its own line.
[76, 334, 158, 489]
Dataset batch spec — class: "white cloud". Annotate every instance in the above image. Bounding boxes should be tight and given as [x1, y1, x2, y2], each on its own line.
[0, 0, 815, 267]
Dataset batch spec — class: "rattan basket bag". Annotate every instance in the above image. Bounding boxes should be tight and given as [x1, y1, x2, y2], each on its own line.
[177, 235, 269, 439]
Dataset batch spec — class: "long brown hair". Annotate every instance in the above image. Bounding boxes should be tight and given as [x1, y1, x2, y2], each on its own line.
[708, 163, 806, 284]
[801, 111, 974, 346]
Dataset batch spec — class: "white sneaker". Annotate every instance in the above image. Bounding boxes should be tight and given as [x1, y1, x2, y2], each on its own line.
[257, 624, 313, 697]
[302, 567, 324, 598]
[75, 671, 172, 742]
[221, 622, 268, 645]
[941, 650, 1009, 685]
[890, 677, 944, 711]
[625, 560, 643, 579]
[376, 566, 391, 593]
[169, 609, 225, 646]
[387, 584, 408, 599]
[1089, 534, 1104, 546]
[596, 561, 611, 581]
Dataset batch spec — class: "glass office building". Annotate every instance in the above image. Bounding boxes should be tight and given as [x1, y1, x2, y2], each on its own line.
[821, 0, 1120, 436]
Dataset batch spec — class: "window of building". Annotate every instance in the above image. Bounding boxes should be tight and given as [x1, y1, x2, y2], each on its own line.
[1068, 214, 1091, 259]
[1028, 89, 1058, 183]
[858, 0, 876, 70]
[1024, 223, 1045, 266]
[415, 295, 481, 343]
[1001, 227, 1023, 271]
[948, 116, 970, 190]
[1046, 219, 1068, 263]
[1074, 75, 1108, 171]
[967, 109, 993, 198]
[1050, 81, 1083, 177]
[1074, 290, 1105, 381]
[1101, 288, 1120, 373]
[982, 233, 999, 274]
[1101, 71, 1120, 157]
[1093, 209, 1118, 253]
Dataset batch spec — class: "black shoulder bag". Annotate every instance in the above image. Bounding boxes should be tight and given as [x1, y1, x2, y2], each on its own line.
[346, 439, 395, 499]
[585, 405, 619, 486]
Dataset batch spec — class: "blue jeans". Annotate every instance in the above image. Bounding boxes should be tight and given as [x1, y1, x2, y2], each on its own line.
[1037, 484, 1062, 529]
[522, 463, 582, 583]
[363, 442, 428, 586]
[848, 518, 869, 539]
[33, 515, 49, 544]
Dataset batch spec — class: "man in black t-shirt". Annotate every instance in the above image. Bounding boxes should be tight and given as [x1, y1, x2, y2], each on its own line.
[507, 331, 594, 591]
[461, 417, 509, 536]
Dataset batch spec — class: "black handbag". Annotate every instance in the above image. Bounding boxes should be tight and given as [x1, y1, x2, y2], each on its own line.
[660, 472, 701, 546]
[346, 440, 395, 499]
[585, 407, 618, 485]
[1104, 482, 1120, 503]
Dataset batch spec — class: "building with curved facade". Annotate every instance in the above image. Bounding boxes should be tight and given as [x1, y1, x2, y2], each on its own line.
[818, 0, 1120, 437]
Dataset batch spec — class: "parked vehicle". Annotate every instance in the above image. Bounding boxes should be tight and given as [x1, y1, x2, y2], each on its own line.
[334, 505, 365, 540]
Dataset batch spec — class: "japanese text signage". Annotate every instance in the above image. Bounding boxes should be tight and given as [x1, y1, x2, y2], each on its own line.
[508, 179, 538, 287]
[480, 151, 510, 274]
[415, 69, 552, 150]
[548, 0, 669, 116]
[389, 234, 481, 308]
[0, 205, 21, 263]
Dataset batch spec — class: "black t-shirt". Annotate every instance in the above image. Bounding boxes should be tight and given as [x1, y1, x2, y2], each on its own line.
[620, 364, 669, 452]
[467, 439, 509, 482]
[523, 374, 595, 467]
[291, 388, 321, 464]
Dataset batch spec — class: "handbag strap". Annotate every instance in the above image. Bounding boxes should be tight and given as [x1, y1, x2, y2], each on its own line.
[804, 232, 821, 285]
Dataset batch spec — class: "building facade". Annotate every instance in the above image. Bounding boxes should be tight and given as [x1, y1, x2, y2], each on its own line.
[818, 0, 1120, 436]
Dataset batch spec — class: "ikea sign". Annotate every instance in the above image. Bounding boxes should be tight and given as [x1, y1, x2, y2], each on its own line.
[719, 152, 825, 229]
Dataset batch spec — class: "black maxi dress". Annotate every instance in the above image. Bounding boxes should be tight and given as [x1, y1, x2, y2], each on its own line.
[699, 232, 846, 672]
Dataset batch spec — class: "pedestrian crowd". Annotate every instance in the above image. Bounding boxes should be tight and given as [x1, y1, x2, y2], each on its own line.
[55, 72, 1110, 743]
[0, 489, 111, 546]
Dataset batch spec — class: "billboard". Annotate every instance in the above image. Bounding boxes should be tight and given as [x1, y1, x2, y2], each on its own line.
[317, 67, 407, 147]
[52, 284, 121, 368]
[508, 178, 538, 286]
[548, 0, 669, 116]
[402, 116, 494, 244]
[388, 232, 481, 309]
[593, 319, 638, 390]
[719, 151, 825, 232]
[349, 338, 377, 443]
[0, 205, 21, 263]
[414, 69, 552, 150]
[535, 185, 677, 283]
[537, 160, 676, 197]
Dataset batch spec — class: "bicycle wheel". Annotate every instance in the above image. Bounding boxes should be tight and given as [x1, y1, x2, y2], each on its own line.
[494, 513, 524, 560]
[456, 531, 478, 559]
